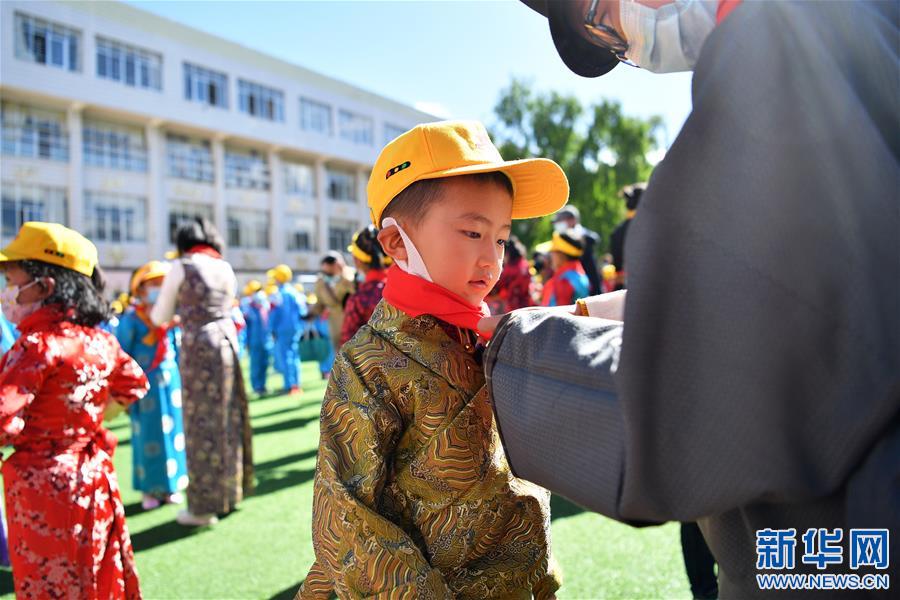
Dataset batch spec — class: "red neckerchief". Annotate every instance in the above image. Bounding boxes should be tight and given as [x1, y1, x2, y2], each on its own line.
[555, 260, 586, 277]
[382, 265, 492, 340]
[15, 304, 69, 333]
[135, 304, 170, 371]
[365, 269, 388, 283]
[185, 244, 223, 259]
[716, 0, 741, 23]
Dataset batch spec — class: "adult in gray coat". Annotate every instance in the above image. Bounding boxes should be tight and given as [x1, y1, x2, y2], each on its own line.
[484, 1, 899, 597]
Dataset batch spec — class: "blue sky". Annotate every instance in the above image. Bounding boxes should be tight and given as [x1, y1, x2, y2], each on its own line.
[129, 0, 693, 152]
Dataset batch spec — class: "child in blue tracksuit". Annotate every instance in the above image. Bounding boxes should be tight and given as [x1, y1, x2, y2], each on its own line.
[267, 265, 307, 394]
[241, 280, 272, 396]
[116, 260, 189, 510]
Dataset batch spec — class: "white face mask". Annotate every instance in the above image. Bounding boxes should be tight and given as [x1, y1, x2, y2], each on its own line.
[380, 217, 433, 282]
[0, 280, 41, 325]
[619, 0, 717, 73]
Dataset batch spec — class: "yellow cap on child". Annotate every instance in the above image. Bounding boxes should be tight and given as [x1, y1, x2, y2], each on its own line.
[0, 222, 98, 277]
[367, 120, 569, 227]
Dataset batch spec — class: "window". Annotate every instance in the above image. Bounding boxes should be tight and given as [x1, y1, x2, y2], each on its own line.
[283, 161, 315, 197]
[83, 120, 147, 171]
[224, 147, 270, 190]
[326, 167, 355, 202]
[286, 215, 316, 251]
[84, 192, 146, 243]
[183, 62, 228, 108]
[299, 98, 332, 135]
[226, 208, 269, 249]
[1, 102, 68, 162]
[383, 123, 407, 146]
[168, 201, 213, 243]
[328, 222, 356, 252]
[1, 182, 67, 240]
[238, 80, 284, 121]
[96, 37, 161, 90]
[15, 13, 79, 71]
[338, 109, 373, 146]
[166, 133, 214, 182]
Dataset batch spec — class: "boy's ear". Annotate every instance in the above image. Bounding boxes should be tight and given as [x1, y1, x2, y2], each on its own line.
[377, 225, 408, 263]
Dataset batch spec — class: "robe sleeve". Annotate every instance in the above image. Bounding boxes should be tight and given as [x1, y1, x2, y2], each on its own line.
[0, 334, 54, 445]
[150, 259, 184, 326]
[107, 337, 150, 407]
[303, 350, 451, 598]
[485, 0, 900, 524]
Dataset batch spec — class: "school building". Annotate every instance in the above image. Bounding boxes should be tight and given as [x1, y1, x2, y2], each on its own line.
[0, 0, 435, 292]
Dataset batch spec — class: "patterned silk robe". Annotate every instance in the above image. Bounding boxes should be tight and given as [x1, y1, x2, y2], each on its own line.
[0, 305, 149, 599]
[300, 300, 560, 599]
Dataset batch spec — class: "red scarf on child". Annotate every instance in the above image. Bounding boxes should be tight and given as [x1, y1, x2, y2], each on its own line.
[382, 265, 491, 339]
[185, 244, 223, 259]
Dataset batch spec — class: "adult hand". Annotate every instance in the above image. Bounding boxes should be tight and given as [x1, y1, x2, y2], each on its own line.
[478, 305, 577, 336]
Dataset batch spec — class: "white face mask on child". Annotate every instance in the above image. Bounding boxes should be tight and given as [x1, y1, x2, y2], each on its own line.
[380, 217, 433, 282]
[0, 280, 41, 325]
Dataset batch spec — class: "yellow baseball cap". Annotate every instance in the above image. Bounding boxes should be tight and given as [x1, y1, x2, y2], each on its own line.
[243, 279, 262, 297]
[272, 264, 292, 284]
[541, 230, 584, 258]
[367, 120, 569, 227]
[0, 222, 98, 277]
[130, 260, 170, 295]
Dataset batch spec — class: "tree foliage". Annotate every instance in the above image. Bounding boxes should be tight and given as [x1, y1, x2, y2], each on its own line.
[490, 78, 663, 252]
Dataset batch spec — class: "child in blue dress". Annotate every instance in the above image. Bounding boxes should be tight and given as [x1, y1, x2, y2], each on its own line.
[116, 260, 189, 510]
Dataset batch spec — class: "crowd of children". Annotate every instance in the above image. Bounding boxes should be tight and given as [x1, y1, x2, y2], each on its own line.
[0, 118, 638, 598]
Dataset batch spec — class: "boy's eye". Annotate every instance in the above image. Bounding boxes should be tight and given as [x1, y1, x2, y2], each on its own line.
[462, 230, 481, 239]
[497, 239, 508, 247]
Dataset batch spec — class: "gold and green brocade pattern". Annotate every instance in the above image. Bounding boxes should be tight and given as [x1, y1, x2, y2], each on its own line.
[299, 300, 560, 599]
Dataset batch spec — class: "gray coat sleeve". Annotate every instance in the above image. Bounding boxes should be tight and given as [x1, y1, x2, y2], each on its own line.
[486, 0, 900, 525]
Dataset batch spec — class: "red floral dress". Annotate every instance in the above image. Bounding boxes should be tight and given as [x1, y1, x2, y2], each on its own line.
[0, 305, 149, 599]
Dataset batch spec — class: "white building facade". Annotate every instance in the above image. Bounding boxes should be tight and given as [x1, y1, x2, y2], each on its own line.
[0, 0, 434, 292]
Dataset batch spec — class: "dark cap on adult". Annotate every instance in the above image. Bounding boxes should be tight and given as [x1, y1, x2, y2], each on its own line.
[553, 204, 581, 222]
[521, 0, 619, 78]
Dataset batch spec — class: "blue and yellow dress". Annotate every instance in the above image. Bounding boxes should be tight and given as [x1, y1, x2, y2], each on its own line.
[116, 306, 189, 496]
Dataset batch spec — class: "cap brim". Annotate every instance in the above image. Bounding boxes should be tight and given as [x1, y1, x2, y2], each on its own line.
[0, 248, 27, 264]
[534, 241, 553, 254]
[546, 1, 619, 78]
[415, 157, 569, 220]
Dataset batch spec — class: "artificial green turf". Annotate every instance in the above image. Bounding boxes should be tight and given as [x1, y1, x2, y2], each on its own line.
[1, 361, 691, 599]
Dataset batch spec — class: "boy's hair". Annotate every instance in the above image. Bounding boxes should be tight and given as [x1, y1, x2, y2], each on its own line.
[381, 171, 513, 228]
[20, 260, 111, 327]
[176, 217, 224, 255]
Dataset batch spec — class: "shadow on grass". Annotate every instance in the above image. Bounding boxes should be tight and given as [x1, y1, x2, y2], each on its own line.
[124, 500, 145, 517]
[269, 581, 302, 599]
[252, 415, 319, 436]
[254, 467, 316, 496]
[130, 520, 202, 553]
[251, 400, 322, 421]
[551, 494, 586, 521]
[255, 449, 318, 472]
[0, 568, 13, 595]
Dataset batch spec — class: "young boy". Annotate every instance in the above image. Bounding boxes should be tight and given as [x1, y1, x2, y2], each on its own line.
[540, 230, 590, 307]
[301, 121, 568, 599]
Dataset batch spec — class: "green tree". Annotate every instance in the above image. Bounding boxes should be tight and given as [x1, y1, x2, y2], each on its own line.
[490, 78, 663, 252]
